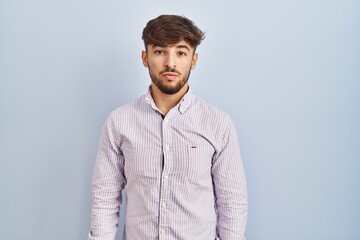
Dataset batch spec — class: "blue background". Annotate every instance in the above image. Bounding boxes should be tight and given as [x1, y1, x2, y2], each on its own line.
[1, 1, 359, 239]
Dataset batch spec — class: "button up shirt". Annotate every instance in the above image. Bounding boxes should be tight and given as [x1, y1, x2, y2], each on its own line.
[89, 89, 247, 240]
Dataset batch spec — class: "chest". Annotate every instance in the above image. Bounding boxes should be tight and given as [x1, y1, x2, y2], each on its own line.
[120, 115, 216, 181]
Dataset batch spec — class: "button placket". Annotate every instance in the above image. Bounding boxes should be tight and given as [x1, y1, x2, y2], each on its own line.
[159, 113, 174, 239]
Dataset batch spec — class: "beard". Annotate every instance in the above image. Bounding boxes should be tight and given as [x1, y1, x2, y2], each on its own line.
[149, 66, 192, 95]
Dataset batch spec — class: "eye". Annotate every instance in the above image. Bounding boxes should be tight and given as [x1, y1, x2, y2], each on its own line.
[154, 50, 164, 55]
[178, 51, 187, 56]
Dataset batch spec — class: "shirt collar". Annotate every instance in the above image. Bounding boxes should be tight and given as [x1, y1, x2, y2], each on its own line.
[178, 89, 193, 114]
[144, 86, 193, 114]
[145, 88, 158, 111]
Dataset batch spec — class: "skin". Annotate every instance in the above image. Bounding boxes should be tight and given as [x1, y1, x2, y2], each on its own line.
[141, 40, 198, 115]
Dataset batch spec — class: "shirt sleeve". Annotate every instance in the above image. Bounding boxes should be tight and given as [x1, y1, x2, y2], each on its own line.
[88, 114, 125, 240]
[212, 116, 248, 240]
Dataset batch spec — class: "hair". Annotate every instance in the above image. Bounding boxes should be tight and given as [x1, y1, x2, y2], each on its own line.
[142, 15, 205, 51]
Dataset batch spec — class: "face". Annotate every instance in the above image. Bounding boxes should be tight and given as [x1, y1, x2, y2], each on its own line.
[142, 40, 198, 95]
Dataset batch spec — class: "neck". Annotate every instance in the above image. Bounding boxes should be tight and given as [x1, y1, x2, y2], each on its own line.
[151, 83, 188, 116]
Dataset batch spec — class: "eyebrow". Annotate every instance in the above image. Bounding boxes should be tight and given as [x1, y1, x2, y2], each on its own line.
[151, 44, 191, 52]
[152, 44, 164, 49]
[176, 45, 190, 51]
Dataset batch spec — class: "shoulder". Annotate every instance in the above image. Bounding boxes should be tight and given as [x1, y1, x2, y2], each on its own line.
[188, 94, 236, 139]
[191, 95, 232, 124]
[108, 95, 146, 118]
[186, 94, 238, 150]
[103, 95, 148, 128]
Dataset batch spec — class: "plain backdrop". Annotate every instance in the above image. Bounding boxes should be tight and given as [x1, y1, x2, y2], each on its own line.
[0, 0, 359, 239]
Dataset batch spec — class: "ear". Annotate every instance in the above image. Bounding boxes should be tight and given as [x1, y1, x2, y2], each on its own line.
[141, 50, 148, 68]
[191, 53, 198, 70]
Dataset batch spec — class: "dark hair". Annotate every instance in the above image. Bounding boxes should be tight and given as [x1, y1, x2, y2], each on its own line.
[142, 15, 205, 50]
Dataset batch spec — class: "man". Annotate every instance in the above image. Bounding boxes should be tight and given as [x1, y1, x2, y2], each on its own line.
[89, 15, 247, 240]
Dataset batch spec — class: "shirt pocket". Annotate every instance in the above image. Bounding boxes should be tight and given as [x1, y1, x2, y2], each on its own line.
[186, 144, 214, 182]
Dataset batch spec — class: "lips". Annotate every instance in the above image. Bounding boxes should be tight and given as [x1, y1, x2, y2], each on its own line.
[162, 72, 178, 80]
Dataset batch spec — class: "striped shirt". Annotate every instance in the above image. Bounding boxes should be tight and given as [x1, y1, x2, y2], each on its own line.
[89, 89, 247, 240]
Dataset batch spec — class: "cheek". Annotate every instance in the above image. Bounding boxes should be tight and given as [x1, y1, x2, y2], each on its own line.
[148, 59, 163, 70]
[179, 59, 193, 70]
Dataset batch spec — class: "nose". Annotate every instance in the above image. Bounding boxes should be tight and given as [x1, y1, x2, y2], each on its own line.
[165, 54, 176, 69]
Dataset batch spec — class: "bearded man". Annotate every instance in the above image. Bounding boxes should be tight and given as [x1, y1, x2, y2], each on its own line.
[88, 14, 248, 240]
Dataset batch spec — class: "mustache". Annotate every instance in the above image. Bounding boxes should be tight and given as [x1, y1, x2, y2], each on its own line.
[160, 67, 181, 75]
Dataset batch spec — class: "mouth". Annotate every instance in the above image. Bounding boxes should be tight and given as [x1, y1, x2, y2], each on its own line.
[162, 72, 178, 80]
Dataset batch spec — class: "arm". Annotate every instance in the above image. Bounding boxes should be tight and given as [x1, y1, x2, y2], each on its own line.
[212, 117, 248, 240]
[88, 115, 125, 240]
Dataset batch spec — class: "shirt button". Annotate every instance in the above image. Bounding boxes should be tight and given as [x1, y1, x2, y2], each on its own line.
[162, 203, 166, 208]
[164, 119, 168, 124]
[165, 145, 170, 151]
[163, 174, 168, 180]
